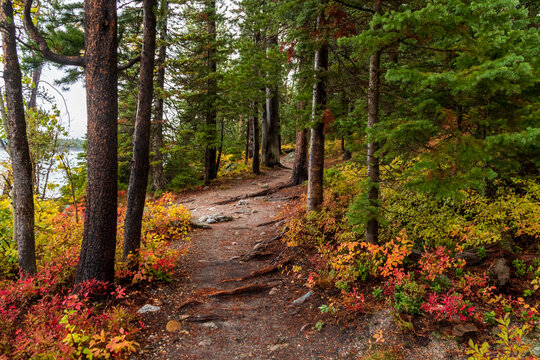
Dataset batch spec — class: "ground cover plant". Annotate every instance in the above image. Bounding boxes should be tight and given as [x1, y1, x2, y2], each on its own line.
[282, 160, 540, 359]
[0, 193, 190, 359]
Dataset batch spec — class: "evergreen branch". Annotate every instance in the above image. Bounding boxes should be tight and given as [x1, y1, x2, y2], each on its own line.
[401, 40, 461, 53]
[118, 55, 142, 71]
[23, 0, 85, 67]
[332, 0, 375, 13]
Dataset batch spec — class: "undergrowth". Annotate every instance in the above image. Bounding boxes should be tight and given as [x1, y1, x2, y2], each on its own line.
[0, 193, 190, 359]
[282, 161, 540, 359]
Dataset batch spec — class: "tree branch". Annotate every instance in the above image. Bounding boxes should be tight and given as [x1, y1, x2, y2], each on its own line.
[332, 0, 375, 13]
[118, 55, 142, 71]
[23, 0, 85, 67]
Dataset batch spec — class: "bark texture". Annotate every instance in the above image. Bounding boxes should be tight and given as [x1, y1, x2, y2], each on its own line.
[245, 116, 251, 163]
[291, 96, 309, 186]
[28, 64, 42, 111]
[75, 0, 119, 284]
[365, 0, 382, 244]
[1, 0, 36, 275]
[123, 0, 157, 261]
[307, 2, 328, 213]
[262, 35, 281, 168]
[251, 100, 260, 174]
[151, 0, 168, 192]
[203, 0, 218, 184]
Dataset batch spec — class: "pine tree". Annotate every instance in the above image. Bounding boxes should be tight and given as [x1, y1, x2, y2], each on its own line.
[1, 0, 36, 275]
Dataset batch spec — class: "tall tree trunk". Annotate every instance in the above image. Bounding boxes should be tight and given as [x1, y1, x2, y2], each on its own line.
[307, 2, 328, 213]
[290, 98, 308, 185]
[342, 136, 352, 160]
[23, 0, 117, 283]
[251, 100, 261, 175]
[251, 32, 261, 175]
[75, 0, 119, 284]
[216, 118, 224, 170]
[204, 0, 218, 184]
[1, 0, 36, 275]
[341, 95, 352, 161]
[245, 115, 251, 163]
[28, 64, 42, 111]
[0, 91, 17, 245]
[365, 1, 382, 244]
[123, 0, 157, 262]
[263, 34, 281, 168]
[151, 0, 168, 192]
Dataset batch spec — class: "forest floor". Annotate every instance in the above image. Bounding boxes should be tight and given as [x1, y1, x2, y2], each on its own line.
[133, 158, 466, 360]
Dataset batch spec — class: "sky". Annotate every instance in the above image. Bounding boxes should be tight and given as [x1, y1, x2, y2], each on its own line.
[40, 66, 87, 139]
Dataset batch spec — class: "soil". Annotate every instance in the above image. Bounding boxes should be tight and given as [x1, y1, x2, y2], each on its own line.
[133, 159, 465, 360]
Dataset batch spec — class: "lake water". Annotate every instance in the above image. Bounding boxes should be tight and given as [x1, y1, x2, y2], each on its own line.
[0, 149, 83, 199]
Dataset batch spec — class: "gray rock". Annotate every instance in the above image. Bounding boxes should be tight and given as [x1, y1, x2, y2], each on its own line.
[201, 322, 218, 329]
[201, 214, 234, 224]
[214, 214, 233, 223]
[137, 304, 161, 314]
[292, 290, 313, 305]
[284, 151, 295, 162]
[491, 258, 511, 287]
[269, 287, 279, 296]
[198, 215, 209, 223]
[261, 183, 269, 189]
[268, 344, 289, 352]
[198, 339, 212, 347]
[237, 199, 248, 206]
[234, 208, 250, 214]
[190, 219, 212, 229]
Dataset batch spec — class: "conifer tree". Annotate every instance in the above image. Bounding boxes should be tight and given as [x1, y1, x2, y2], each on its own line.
[307, 0, 329, 212]
[123, 0, 158, 262]
[24, 0, 119, 283]
[1, 0, 36, 275]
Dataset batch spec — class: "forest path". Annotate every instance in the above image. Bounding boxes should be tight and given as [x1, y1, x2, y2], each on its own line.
[134, 159, 363, 360]
[134, 159, 463, 360]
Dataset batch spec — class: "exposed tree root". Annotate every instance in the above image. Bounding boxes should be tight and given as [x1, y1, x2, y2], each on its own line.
[213, 183, 293, 205]
[256, 219, 281, 227]
[267, 195, 299, 202]
[177, 299, 203, 311]
[184, 314, 227, 323]
[244, 235, 283, 260]
[207, 282, 279, 297]
[218, 256, 293, 284]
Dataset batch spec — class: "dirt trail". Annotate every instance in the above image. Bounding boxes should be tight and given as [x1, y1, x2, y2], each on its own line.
[134, 160, 464, 360]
